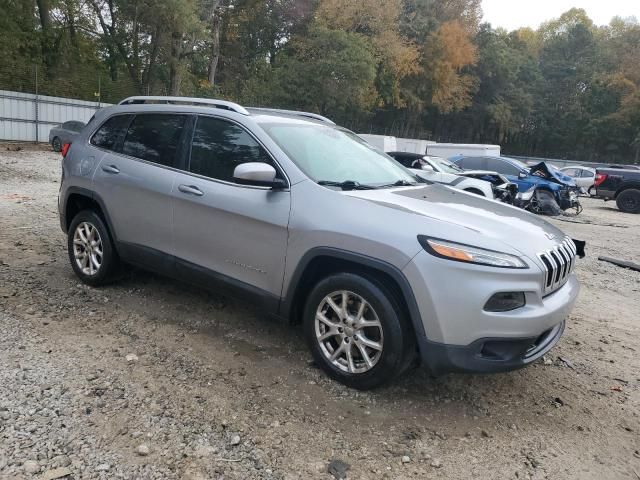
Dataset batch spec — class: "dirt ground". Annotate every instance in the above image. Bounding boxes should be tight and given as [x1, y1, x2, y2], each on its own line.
[1, 147, 639, 480]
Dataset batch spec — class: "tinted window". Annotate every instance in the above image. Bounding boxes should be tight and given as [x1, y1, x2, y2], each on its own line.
[190, 116, 274, 182]
[389, 153, 420, 168]
[581, 169, 594, 178]
[62, 121, 83, 131]
[487, 158, 521, 176]
[457, 157, 486, 170]
[91, 114, 133, 152]
[122, 114, 186, 167]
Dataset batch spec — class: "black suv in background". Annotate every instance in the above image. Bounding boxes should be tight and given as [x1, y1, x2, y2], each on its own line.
[594, 167, 640, 213]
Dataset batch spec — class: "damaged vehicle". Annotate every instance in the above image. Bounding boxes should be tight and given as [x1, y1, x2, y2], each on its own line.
[387, 152, 516, 202]
[453, 156, 582, 215]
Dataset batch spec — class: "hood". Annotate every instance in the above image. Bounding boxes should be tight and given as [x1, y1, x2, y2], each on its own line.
[529, 162, 576, 187]
[343, 184, 567, 257]
[457, 170, 510, 185]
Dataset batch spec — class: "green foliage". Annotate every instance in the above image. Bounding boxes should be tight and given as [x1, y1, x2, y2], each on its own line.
[258, 25, 378, 122]
[0, 1, 639, 162]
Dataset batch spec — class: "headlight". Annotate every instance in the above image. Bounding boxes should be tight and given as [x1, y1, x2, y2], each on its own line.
[418, 236, 528, 269]
[516, 187, 535, 201]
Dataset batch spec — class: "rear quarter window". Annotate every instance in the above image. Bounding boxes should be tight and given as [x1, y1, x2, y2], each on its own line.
[90, 114, 133, 152]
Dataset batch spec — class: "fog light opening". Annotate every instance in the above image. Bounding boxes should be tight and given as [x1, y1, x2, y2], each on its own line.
[484, 292, 526, 312]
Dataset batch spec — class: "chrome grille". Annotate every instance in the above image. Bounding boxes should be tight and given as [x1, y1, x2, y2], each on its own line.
[538, 237, 577, 294]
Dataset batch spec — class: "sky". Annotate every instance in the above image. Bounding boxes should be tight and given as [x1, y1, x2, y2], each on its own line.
[482, 0, 640, 31]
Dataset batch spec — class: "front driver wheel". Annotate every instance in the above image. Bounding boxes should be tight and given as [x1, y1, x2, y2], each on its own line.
[303, 273, 414, 389]
[67, 210, 119, 286]
[52, 137, 62, 152]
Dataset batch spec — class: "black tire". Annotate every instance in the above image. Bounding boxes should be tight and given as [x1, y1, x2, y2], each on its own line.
[616, 188, 640, 214]
[67, 210, 120, 286]
[52, 137, 62, 152]
[303, 273, 415, 390]
[464, 188, 485, 197]
[587, 186, 594, 196]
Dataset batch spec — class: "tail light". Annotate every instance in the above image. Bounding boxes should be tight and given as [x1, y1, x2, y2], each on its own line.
[61, 143, 71, 158]
[594, 173, 608, 187]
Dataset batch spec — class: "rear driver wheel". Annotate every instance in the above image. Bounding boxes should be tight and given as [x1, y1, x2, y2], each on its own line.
[52, 137, 62, 152]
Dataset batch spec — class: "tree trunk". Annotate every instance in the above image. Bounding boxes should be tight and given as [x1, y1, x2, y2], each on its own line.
[169, 33, 182, 95]
[36, 0, 55, 69]
[208, 11, 221, 85]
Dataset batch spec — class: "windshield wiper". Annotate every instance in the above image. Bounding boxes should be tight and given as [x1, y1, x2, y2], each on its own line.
[376, 179, 420, 188]
[317, 180, 377, 190]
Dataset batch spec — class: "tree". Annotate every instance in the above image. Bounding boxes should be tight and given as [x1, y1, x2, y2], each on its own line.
[265, 25, 378, 119]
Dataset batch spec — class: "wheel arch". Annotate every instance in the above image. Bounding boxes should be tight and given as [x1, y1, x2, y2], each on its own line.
[463, 187, 485, 196]
[62, 187, 118, 245]
[281, 248, 427, 346]
[615, 183, 640, 198]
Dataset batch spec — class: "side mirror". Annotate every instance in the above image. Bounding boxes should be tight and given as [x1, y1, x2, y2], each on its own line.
[233, 163, 286, 189]
[518, 171, 527, 179]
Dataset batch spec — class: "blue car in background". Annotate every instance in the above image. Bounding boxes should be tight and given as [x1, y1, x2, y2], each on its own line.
[451, 155, 581, 214]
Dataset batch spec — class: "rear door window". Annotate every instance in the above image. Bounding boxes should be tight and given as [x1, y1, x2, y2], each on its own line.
[189, 116, 275, 182]
[458, 157, 486, 170]
[122, 114, 187, 168]
[90, 114, 133, 152]
[487, 158, 521, 176]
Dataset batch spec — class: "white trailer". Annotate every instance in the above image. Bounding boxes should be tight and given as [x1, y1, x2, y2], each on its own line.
[426, 143, 500, 158]
[357, 134, 397, 152]
[395, 138, 435, 154]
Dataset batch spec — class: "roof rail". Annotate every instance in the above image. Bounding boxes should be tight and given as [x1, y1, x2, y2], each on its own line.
[246, 107, 335, 125]
[118, 96, 249, 115]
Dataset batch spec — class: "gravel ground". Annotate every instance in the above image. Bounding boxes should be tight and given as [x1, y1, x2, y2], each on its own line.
[0, 147, 639, 480]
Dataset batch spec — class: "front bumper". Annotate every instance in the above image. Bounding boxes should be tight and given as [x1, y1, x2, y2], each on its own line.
[403, 250, 579, 374]
[421, 320, 565, 375]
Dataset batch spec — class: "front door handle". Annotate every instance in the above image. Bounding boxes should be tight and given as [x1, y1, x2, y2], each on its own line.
[101, 165, 120, 174]
[178, 184, 204, 197]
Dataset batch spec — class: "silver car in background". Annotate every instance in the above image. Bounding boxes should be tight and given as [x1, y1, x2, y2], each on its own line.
[559, 166, 596, 195]
[58, 96, 580, 389]
[49, 120, 85, 151]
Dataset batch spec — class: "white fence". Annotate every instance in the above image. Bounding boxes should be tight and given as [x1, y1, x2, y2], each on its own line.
[0, 90, 111, 143]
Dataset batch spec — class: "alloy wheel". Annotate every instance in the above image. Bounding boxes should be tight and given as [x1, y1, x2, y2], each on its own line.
[315, 290, 384, 374]
[72, 222, 103, 276]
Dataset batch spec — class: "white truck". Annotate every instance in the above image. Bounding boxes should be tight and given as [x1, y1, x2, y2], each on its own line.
[426, 143, 500, 158]
[357, 134, 397, 152]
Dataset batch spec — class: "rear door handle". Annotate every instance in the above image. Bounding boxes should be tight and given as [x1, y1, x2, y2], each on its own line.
[178, 184, 204, 197]
[101, 165, 120, 174]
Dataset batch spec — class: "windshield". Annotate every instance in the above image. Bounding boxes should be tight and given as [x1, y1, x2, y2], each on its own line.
[428, 156, 464, 174]
[260, 122, 418, 187]
[504, 157, 528, 170]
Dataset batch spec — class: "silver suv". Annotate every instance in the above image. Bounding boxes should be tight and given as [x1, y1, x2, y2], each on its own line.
[58, 96, 580, 389]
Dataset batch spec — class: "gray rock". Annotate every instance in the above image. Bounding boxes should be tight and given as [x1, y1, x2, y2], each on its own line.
[53, 455, 71, 467]
[430, 459, 443, 468]
[95, 463, 110, 471]
[230, 434, 241, 446]
[401, 455, 411, 464]
[24, 460, 40, 474]
[327, 459, 350, 479]
[136, 444, 150, 456]
[42, 467, 73, 480]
